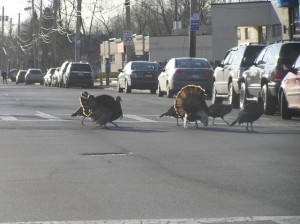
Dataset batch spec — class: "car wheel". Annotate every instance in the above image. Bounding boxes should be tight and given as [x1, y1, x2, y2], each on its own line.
[125, 80, 131, 93]
[280, 91, 291, 120]
[211, 82, 223, 104]
[239, 82, 248, 108]
[157, 83, 164, 97]
[262, 84, 276, 115]
[166, 83, 173, 98]
[228, 82, 239, 108]
[117, 81, 123, 93]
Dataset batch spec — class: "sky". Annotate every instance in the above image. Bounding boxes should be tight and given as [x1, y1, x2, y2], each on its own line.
[1, 0, 31, 24]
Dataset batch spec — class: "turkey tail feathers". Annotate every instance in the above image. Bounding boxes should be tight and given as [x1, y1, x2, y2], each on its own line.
[230, 119, 238, 127]
[175, 85, 206, 117]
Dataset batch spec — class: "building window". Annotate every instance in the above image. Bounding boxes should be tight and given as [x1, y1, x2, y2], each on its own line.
[237, 28, 241, 40]
[110, 55, 115, 63]
[245, 28, 251, 40]
[272, 24, 282, 37]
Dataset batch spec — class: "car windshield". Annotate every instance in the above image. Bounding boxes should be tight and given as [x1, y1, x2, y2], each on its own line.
[175, 58, 211, 68]
[280, 44, 300, 63]
[131, 62, 160, 71]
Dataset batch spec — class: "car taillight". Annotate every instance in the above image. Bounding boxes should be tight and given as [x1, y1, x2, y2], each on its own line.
[204, 71, 214, 78]
[273, 69, 283, 81]
[174, 70, 186, 77]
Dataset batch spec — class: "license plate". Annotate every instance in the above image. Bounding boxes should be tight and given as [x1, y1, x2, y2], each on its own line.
[192, 74, 200, 78]
[144, 74, 153, 78]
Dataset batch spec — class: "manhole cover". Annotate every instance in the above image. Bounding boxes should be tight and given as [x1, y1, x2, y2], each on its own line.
[80, 152, 132, 157]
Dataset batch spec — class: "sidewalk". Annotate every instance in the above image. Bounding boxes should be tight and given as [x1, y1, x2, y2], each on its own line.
[94, 78, 117, 89]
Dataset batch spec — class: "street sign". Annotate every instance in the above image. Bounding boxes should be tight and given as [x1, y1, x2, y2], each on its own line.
[190, 13, 200, 31]
[123, 30, 133, 46]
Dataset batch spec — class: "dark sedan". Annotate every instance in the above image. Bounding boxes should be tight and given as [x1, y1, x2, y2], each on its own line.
[157, 57, 214, 98]
[117, 61, 162, 94]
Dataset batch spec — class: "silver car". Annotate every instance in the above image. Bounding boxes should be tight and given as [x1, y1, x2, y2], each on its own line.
[25, 69, 44, 85]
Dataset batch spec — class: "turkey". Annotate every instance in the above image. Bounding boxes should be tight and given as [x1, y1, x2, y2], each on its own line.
[174, 85, 209, 128]
[208, 104, 232, 125]
[79, 91, 123, 128]
[159, 105, 183, 126]
[230, 92, 264, 132]
[71, 106, 87, 125]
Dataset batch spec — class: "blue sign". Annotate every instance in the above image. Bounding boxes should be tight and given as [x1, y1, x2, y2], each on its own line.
[276, 0, 298, 7]
[190, 13, 200, 31]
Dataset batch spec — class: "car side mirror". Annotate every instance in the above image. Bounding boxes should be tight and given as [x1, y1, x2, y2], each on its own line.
[290, 67, 298, 74]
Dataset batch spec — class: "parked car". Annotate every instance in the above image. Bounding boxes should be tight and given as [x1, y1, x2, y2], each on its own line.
[63, 62, 94, 88]
[57, 61, 70, 87]
[117, 61, 162, 94]
[24, 68, 44, 85]
[212, 43, 266, 108]
[278, 54, 300, 119]
[157, 57, 213, 98]
[15, 70, 27, 84]
[240, 41, 300, 114]
[51, 67, 60, 87]
[44, 67, 56, 86]
[8, 69, 18, 82]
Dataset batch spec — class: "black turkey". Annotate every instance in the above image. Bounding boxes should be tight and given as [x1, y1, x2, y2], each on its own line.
[79, 91, 123, 128]
[208, 104, 232, 125]
[174, 85, 209, 128]
[71, 106, 87, 125]
[159, 105, 183, 126]
[230, 92, 264, 132]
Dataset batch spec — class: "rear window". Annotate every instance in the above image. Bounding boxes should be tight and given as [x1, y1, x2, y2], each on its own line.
[280, 43, 300, 64]
[175, 59, 211, 68]
[30, 70, 42, 74]
[131, 62, 161, 71]
[71, 64, 92, 72]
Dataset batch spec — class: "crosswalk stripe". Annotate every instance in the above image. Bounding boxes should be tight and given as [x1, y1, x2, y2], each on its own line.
[35, 111, 63, 121]
[124, 114, 158, 122]
[0, 114, 18, 121]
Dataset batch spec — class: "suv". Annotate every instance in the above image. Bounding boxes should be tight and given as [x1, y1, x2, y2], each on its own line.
[212, 43, 266, 108]
[24, 68, 44, 85]
[63, 62, 94, 88]
[240, 41, 300, 115]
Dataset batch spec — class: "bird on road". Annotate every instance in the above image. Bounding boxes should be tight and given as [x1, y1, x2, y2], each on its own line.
[208, 104, 232, 125]
[79, 91, 123, 128]
[159, 105, 183, 126]
[174, 85, 209, 128]
[230, 92, 264, 132]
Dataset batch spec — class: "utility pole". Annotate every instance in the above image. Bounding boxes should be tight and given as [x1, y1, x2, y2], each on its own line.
[125, 0, 133, 62]
[38, 0, 43, 69]
[1, 6, 4, 72]
[32, 0, 37, 67]
[17, 13, 20, 69]
[189, 0, 198, 57]
[52, 0, 58, 67]
[75, 0, 82, 62]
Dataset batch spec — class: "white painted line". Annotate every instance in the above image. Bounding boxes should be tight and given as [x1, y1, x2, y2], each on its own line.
[124, 114, 158, 122]
[0, 216, 299, 224]
[0, 114, 18, 121]
[36, 111, 63, 121]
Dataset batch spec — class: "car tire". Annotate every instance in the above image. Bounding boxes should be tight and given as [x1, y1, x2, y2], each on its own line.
[117, 81, 123, 93]
[228, 82, 239, 108]
[280, 91, 291, 120]
[157, 83, 164, 97]
[239, 82, 248, 108]
[262, 84, 276, 115]
[125, 80, 131, 93]
[211, 82, 223, 104]
[166, 83, 173, 98]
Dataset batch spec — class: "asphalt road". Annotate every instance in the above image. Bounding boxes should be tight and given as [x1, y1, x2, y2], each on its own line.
[0, 82, 299, 224]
